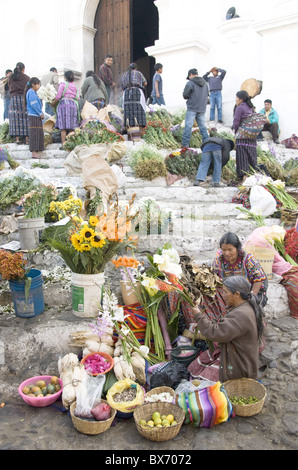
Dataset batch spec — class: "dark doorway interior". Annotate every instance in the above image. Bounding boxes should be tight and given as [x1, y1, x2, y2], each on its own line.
[132, 0, 159, 98]
[94, 0, 159, 103]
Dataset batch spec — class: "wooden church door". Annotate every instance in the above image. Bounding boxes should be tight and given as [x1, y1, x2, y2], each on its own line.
[94, 0, 132, 104]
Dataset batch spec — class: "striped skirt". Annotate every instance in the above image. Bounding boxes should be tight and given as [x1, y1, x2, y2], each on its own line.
[123, 87, 146, 127]
[281, 267, 298, 319]
[28, 116, 44, 152]
[236, 138, 257, 179]
[8, 95, 29, 137]
[56, 99, 79, 130]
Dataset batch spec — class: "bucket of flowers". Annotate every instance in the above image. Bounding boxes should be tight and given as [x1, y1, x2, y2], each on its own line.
[42, 194, 139, 318]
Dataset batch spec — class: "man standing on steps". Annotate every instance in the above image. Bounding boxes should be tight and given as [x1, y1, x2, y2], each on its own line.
[182, 68, 209, 148]
[98, 55, 116, 103]
[203, 67, 226, 123]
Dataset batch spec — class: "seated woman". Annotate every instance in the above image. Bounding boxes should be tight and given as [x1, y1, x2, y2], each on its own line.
[188, 276, 265, 383]
[212, 232, 268, 308]
[244, 226, 298, 319]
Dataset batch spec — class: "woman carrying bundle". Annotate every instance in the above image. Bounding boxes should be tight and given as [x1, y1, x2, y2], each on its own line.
[8, 62, 30, 144]
[233, 90, 257, 184]
[121, 63, 147, 128]
[189, 276, 265, 382]
[81, 71, 108, 110]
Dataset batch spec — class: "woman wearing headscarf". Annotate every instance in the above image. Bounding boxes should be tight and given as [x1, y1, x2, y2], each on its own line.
[8, 62, 30, 144]
[81, 71, 108, 110]
[233, 90, 257, 184]
[189, 276, 265, 382]
[121, 63, 147, 128]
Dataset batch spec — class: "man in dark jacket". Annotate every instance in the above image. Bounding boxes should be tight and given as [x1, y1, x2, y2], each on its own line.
[182, 69, 209, 147]
[194, 137, 235, 187]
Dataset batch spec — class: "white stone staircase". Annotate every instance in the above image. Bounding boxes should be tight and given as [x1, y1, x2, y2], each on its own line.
[1, 140, 297, 319]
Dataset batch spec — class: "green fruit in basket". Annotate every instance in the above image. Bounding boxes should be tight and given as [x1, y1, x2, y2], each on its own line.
[139, 420, 147, 426]
[36, 380, 46, 389]
[154, 417, 162, 426]
[161, 415, 167, 420]
[162, 419, 170, 427]
[22, 386, 30, 395]
[42, 387, 47, 396]
[147, 420, 154, 427]
[47, 384, 56, 395]
[171, 421, 178, 426]
[152, 411, 161, 421]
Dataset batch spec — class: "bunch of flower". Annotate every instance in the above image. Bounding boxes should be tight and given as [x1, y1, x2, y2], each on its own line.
[63, 122, 124, 151]
[165, 147, 201, 179]
[37, 83, 56, 103]
[91, 285, 154, 364]
[49, 196, 83, 221]
[0, 167, 42, 210]
[111, 244, 193, 361]
[142, 120, 178, 149]
[21, 183, 58, 219]
[42, 194, 139, 275]
[127, 143, 167, 181]
[0, 250, 27, 281]
[146, 105, 173, 129]
[284, 228, 298, 264]
[134, 197, 172, 235]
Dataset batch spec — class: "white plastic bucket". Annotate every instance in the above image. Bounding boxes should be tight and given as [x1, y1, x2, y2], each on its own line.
[71, 272, 105, 318]
[17, 217, 45, 251]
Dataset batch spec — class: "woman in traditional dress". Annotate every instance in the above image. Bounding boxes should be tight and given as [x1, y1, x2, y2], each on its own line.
[188, 276, 265, 382]
[25, 77, 45, 159]
[8, 62, 30, 144]
[212, 232, 268, 308]
[55, 70, 80, 146]
[81, 71, 108, 111]
[233, 90, 257, 184]
[121, 63, 147, 128]
[244, 227, 298, 320]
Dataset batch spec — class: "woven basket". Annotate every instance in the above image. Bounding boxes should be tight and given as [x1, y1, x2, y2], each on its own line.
[134, 402, 185, 442]
[70, 400, 116, 435]
[223, 378, 267, 417]
[145, 386, 175, 403]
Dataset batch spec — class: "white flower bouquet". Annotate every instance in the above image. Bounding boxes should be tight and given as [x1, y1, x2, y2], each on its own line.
[37, 83, 57, 104]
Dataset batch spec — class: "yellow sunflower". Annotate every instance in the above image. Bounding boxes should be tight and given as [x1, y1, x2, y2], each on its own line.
[89, 216, 99, 227]
[81, 243, 91, 252]
[80, 225, 95, 241]
[90, 232, 106, 249]
[70, 233, 84, 252]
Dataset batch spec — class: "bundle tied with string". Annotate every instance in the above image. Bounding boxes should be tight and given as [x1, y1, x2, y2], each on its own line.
[58, 353, 87, 409]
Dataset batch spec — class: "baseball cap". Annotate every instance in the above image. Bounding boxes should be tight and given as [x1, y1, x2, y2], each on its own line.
[187, 68, 198, 79]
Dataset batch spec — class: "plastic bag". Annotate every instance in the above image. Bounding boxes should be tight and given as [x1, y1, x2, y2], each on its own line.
[75, 373, 106, 419]
[91, 402, 111, 421]
[249, 185, 277, 217]
[175, 379, 216, 395]
[106, 379, 144, 413]
[150, 361, 190, 390]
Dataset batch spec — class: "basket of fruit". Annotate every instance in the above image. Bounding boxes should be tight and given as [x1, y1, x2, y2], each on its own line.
[70, 400, 116, 435]
[223, 378, 267, 417]
[18, 375, 62, 407]
[134, 402, 185, 442]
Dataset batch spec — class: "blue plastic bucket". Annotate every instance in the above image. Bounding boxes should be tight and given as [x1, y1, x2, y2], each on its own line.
[9, 269, 45, 318]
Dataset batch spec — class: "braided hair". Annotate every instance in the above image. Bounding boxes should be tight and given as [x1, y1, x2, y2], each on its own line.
[223, 276, 265, 340]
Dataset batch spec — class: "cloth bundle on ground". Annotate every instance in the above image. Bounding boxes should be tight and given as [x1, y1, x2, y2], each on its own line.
[175, 381, 233, 428]
[64, 143, 126, 175]
[281, 134, 298, 149]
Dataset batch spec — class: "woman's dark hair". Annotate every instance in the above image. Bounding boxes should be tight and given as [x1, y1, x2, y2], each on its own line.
[86, 70, 103, 90]
[11, 62, 25, 81]
[24, 77, 41, 106]
[127, 63, 138, 90]
[219, 232, 242, 251]
[223, 276, 265, 339]
[64, 70, 75, 82]
[236, 90, 254, 109]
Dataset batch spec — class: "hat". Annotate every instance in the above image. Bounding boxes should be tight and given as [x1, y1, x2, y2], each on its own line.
[187, 68, 198, 79]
